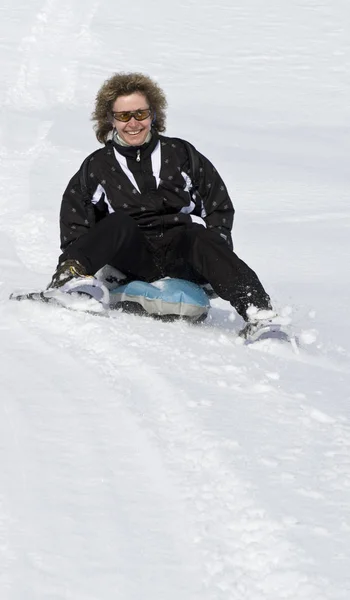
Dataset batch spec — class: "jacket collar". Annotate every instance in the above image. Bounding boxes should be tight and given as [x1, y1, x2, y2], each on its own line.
[110, 130, 159, 160]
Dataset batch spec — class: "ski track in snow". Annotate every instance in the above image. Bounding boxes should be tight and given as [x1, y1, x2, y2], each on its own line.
[1, 0, 350, 598]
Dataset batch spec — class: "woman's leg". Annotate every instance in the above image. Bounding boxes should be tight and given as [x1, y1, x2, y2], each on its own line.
[60, 212, 159, 280]
[162, 225, 272, 320]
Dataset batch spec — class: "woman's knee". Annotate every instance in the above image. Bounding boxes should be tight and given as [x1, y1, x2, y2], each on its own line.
[106, 210, 136, 227]
[189, 225, 226, 246]
[99, 210, 141, 237]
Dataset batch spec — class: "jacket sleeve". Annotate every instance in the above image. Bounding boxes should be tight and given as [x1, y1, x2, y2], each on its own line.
[60, 171, 91, 251]
[196, 152, 235, 249]
[59, 159, 103, 252]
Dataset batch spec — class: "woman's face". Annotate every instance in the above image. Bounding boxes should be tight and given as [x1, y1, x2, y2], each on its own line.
[111, 92, 152, 146]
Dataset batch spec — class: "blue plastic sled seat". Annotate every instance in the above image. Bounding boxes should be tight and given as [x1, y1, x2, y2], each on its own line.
[109, 278, 210, 322]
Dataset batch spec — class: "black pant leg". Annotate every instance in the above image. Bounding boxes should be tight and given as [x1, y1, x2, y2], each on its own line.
[162, 225, 272, 320]
[60, 211, 159, 280]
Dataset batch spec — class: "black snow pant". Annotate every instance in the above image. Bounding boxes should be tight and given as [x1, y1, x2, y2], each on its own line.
[60, 211, 272, 321]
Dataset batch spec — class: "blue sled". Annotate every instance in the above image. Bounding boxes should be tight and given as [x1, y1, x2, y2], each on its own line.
[109, 278, 210, 322]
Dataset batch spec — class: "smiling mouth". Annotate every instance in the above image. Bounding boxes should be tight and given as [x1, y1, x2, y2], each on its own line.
[126, 130, 143, 135]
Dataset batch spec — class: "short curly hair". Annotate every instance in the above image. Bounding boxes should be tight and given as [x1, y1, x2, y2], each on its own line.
[92, 72, 168, 144]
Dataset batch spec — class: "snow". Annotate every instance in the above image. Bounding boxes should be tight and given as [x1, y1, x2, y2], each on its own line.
[1, 0, 350, 598]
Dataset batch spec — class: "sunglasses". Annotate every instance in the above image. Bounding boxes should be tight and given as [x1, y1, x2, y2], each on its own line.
[112, 108, 152, 122]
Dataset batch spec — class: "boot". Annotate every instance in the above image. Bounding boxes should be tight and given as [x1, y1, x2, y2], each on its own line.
[239, 307, 290, 341]
[47, 259, 89, 289]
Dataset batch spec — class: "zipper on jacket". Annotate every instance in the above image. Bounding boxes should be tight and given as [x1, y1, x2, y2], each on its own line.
[136, 149, 140, 162]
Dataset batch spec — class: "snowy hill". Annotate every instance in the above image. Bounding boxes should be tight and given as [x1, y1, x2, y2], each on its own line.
[1, 1, 350, 598]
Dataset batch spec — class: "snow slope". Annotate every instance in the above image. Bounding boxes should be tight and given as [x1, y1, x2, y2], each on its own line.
[1, 1, 350, 598]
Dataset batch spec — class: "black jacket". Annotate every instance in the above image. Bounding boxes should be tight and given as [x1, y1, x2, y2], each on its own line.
[60, 133, 235, 251]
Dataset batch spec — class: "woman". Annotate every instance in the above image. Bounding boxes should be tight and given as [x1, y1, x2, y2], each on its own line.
[48, 72, 278, 334]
